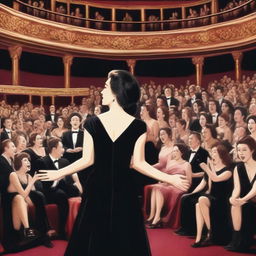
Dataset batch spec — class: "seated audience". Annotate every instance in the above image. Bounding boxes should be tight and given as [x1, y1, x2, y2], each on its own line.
[226, 136, 256, 252]
[145, 143, 191, 228]
[192, 143, 233, 247]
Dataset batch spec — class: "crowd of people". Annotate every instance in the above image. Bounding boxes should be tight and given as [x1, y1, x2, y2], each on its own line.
[0, 72, 256, 252]
[20, 0, 255, 31]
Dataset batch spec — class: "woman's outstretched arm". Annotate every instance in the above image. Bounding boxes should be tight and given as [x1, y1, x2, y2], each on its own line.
[133, 133, 189, 191]
[38, 129, 94, 181]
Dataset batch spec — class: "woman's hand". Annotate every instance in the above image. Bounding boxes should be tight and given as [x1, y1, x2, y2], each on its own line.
[230, 197, 246, 206]
[31, 173, 40, 184]
[167, 174, 190, 191]
[199, 162, 208, 171]
[38, 170, 63, 181]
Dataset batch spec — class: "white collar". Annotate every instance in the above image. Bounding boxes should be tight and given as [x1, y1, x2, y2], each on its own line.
[49, 154, 58, 163]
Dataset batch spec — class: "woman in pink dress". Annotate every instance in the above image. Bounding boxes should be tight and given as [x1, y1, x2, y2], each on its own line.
[144, 143, 192, 228]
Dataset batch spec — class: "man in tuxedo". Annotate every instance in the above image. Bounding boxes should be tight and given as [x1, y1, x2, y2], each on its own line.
[62, 112, 83, 164]
[185, 84, 201, 107]
[45, 105, 59, 124]
[208, 99, 219, 125]
[35, 138, 81, 239]
[164, 87, 179, 108]
[215, 85, 224, 107]
[0, 117, 13, 142]
[175, 132, 209, 237]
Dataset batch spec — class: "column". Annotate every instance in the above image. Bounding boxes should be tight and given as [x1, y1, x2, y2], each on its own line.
[85, 5, 89, 28]
[111, 8, 116, 31]
[29, 95, 32, 104]
[71, 96, 74, 105]
[160, 8, 164, 31]
[192, 56, 204, 87]
[141, 9, 145, 31]
[126, 59, 136, 75]
[63, 55, 73, 89]
[232, 51, 243, 82]
[211, 0, 219, 24]
[51, 96, 55, 105]
[40, 96, 43, 106]
[181, 7, 186, 28]
[8, 46, 22, 86]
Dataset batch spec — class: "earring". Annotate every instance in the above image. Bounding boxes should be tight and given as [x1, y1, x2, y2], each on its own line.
[113, 99, 115, 102]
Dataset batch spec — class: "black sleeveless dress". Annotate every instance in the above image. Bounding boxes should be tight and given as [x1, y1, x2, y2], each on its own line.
[201, 167, 233, 245]
[236, 162, 256, 249]
[65, 116, 151, 256]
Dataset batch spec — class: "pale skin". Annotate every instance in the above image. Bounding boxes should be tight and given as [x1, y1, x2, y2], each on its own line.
[194, 150, 232, 243]
[229, 144, 256, 231]
[147, 146, 192, 225]
[39, 77, 189, 192]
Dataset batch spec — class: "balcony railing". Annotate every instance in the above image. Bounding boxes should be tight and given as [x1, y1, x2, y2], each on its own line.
[14, 0, 256, 32]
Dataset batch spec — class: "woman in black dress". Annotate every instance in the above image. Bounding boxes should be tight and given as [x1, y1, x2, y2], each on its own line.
[226, 136, 256, 252]
[8, 152, 56, 246]
[192, 143, 233, 247]
[23, 133, 46, 176]
[39, 70, 189, 256]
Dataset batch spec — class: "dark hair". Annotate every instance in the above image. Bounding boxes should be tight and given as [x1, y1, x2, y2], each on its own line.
[190, 131, 202, 143]
[211, 142, 232, 167]
[68, 112, 82, 123]
[29, 133, 40, 147]
[208, 99, 220, 113]
[0, 139, 13, 154]
[234, 106, 247, 121]
[216, 85, 224, 93]
[218, 113, 230, 123]
[193, 99, 205, 112]
[14, 152, 31, 171]
[177, 119, 186, 129]
[221, 99, 234, 114]
[141, 104, 157, 119]
[108, 70, 140, 115]
[47, 137, 61, 153]
[174, 143, 189, 160]
[246, 115, 256, 124]
[156, 96, 168, 108]
[157, 127, 172, 149]
[157, 106, 169, 122]
[237, 136, 256, 160]
[205, 123, 217, 139]
[199, 111, 212, 124]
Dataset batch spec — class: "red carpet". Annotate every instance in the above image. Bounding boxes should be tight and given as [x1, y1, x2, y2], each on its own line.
[3, 229, 254, 256]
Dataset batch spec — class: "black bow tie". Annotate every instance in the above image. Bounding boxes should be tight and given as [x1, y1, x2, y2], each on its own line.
[53, 160, 59, 164]
[72, 131, 79, 134]
[6, 131, 11, 133]
[191, 151, 197, 153]
[166, 97, 171, 100]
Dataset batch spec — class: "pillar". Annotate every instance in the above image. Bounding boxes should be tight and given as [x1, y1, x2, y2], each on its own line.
[192, 56, 204, 87]
[63, 55, 73, 89]
[232, 51, 243, 82]
[8, 46, 22, 85]
[211, 0, 219, 24]
[111, 8, 116, 31]
[126, 59, 136, 75]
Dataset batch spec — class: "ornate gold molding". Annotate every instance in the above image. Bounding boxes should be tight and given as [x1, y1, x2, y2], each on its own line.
[0, 85, 89, 97]
[0, 4, 256, 58]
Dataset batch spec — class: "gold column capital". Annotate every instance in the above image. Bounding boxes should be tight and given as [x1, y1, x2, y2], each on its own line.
[232, 51, 243, 62]
[126, 59, 136, 75]
[8, 45, 22, 60]
[63, 55, 73, 66]
[192, 56, 204, 66]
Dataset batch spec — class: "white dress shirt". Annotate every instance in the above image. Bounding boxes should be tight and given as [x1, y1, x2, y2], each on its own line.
[72, 129, 79, 148]
[189, 146, 200, 163]
[49, 154, 59, 188]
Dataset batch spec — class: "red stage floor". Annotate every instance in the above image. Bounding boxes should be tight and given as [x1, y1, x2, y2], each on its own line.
[3, 229, 255, 256]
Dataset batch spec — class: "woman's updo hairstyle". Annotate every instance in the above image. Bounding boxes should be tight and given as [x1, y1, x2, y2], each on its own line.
[108, 70, 140, 115]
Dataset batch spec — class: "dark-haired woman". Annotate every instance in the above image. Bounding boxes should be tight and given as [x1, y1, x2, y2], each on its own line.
[23, 133, 46, 176]
[201, 124, 219, 152]
[156, 106, 169, 129]
[216, 113, 233, 143]
[8, 152, 56, 247]
[192, 143, 233, 247]
[226, 136, 256, 252]
[51, 116, 68, 138]
[145, 143, 191, 228]
[247, 115, 256, 141]
[38, 70, 189, 256]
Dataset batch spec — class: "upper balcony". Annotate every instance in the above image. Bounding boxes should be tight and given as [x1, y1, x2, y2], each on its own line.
[0, 0, 254, 59]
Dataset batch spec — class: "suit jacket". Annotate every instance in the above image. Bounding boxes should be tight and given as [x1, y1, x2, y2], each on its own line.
[62, 129, 84, 163]
[45, 113, 59, 123]
[0, 129, 11, 142]
[165, 97, 179, 108]
[188, 147, 209, 174]
[35, 155, 70, 192]
[0, 155, 14, 194]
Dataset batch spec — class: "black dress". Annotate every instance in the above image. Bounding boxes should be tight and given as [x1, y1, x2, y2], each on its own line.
[23, 148, 44, 176]
[201, 167, 233, 245]
[65, 116, 151, 256]
[235, 162, 256, 249]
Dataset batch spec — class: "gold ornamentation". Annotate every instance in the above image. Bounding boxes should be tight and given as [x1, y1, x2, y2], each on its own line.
[0, 6, 256, 54]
